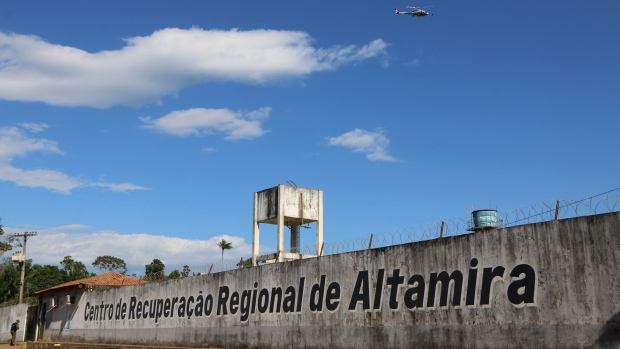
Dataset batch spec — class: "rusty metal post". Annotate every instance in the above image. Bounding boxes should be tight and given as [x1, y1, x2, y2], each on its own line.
[440, 221, 445, 239]
[368, 234, 374, 250]
[554, 200, 560, 220]
[208, 264, 213, 275]
[319, 242, 325, 257]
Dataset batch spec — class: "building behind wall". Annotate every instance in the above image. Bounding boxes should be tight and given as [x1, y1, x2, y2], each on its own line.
[34, 272, 145, 341]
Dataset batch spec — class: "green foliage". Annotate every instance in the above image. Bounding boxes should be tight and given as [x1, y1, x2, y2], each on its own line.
[164, 265, 190, 281]
[217, 239, 233, 266]
[0, 218, 12, 254]
[167, 270, 180, 279]
[144, 258, 165, 281]
[26, 264, 65, 294]
[0, 259, 66, 306]
[92, 255, 127, 274]
[0, 259, 22, 305]
[60, 256, 93, 282]
[237, 258, 253, 268]
[0, 242, 9, 254]
[217, 239, 233, 251]
[145, 258, 165, 274]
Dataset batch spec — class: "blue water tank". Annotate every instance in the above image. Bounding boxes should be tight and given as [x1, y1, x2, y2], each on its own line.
[470, 209, 498, 230]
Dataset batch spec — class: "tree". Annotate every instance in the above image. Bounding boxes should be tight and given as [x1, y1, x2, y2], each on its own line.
[0, 218, 12, 257]
[167, 270, 180, 280]
[167, 265, 190, 280]
[144, 259, 165, 281]
[92, 255, 127, 274]
[60, 256, 93, 282]
[26, 264, 65, 296]
[237, 258, 253, 269]
[1, 259, 67, 305]
[181, 265, 191, 277]
[0, 258, 22, 305]
[217, 239, 233, 269]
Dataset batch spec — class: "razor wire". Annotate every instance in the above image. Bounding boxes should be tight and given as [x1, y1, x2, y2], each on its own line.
[136, 260, 244, 281]
[283, 188, 620, 256]
[141, 187, 620, 281]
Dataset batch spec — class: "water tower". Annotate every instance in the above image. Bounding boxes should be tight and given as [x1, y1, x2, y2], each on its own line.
[252, 184, 323, 266]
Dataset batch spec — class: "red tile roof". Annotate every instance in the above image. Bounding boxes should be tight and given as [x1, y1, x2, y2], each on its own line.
[35, 272, 146, 295]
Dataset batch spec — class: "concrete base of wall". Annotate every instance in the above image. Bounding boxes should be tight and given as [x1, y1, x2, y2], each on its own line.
[24, 342, 220, 349]
[46, 323, 620, 349]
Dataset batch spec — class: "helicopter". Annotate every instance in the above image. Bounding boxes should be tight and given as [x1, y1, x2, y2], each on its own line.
[394, 6, 432, 17]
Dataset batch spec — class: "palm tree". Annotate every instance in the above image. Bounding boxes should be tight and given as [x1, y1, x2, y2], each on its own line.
[217, 239, 233, 270]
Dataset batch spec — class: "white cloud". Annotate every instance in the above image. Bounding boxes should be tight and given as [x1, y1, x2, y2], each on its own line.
[0, 125, 149, 193]
[0, 28, 390, 108]
[0, 125, 61, 160]
[94, 182, 151, 192]
[140, 107, 270, 140]
[3, 225, 261, 275]
[316, 39, 391, 67]
[16, 122, 49, 133]
[405, 59, 420, 67]
[0, 162, 83, 193]
[327, 128, 398, 162]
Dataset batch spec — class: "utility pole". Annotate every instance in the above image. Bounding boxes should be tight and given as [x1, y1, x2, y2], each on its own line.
[11, 231, 37, 303]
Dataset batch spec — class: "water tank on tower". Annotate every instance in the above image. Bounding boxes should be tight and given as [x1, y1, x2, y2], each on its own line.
[252, 184, 324, 266]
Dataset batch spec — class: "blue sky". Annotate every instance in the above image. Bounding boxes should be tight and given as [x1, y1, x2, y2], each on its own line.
[1, 1, 618, 275]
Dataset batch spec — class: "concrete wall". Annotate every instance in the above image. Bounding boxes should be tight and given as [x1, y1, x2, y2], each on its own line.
[0, 303, 29, 342]
[38, 212, 620, 348]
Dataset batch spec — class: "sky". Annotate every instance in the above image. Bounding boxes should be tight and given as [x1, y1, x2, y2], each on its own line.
[0, 1, 618, 276]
